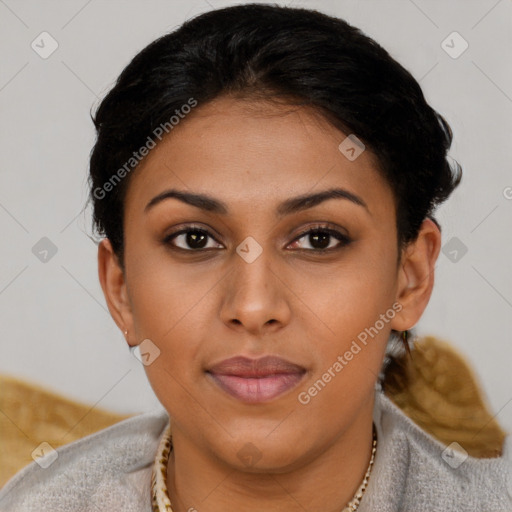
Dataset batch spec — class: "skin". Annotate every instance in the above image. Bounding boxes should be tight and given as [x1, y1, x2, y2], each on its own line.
[98, 95, 441, 512]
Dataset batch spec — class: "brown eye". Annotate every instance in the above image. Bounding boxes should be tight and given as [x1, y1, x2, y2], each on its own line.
[289, 227, 351, 252]
[164, 228, 223, 251]
[163, 224, 351, 254]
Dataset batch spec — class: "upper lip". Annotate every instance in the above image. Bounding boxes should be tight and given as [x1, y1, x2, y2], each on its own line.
[207, 355, 306, 378]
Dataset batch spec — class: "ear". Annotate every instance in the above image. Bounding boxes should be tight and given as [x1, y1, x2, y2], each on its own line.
[390, 218, 441, 331]
[97, 238, 135, 346]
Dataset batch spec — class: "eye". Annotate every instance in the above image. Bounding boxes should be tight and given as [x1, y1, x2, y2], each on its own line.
[163, 224, 351, 253]
[288, 225, 351, 252]
[164, 226, 223, 251]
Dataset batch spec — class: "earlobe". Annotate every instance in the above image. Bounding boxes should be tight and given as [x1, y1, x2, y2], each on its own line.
[390, 219, 441, 331]
[97, 239, 134, 344]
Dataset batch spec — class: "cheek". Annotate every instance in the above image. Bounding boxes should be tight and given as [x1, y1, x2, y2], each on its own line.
[130, 269, 210, 415]
[298, 242, 398, 390]
[125, 249, 219, 390]
[129, 284, 211, 390]
[295, 289, 395, 422]
[126, 244, 215, 338]
[298, 240, 397, 335]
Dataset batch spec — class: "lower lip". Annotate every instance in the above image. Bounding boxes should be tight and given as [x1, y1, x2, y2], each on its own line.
[207, 372, 305, 404]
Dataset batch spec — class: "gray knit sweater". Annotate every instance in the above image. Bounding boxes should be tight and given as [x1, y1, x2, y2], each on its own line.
[1, 389, 511, 512]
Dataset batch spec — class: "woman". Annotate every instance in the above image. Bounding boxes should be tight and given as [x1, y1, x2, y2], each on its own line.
[1, 3, 511, 511]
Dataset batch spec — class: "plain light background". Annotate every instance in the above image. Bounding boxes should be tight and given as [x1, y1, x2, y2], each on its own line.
[1, 0, 511, 432]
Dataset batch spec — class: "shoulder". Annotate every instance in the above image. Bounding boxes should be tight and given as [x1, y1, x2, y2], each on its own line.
[0, 407, 169, 512]
[363, 389, 512, 512]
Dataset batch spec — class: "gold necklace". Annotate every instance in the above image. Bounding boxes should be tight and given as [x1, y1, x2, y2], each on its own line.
[151, 424, 377, 512]
[341, 424, 378, 511]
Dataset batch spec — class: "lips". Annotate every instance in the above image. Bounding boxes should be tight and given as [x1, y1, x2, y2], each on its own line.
[206, 355, 306, 404]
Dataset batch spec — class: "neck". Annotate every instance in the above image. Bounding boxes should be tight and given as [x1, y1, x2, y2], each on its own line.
[165, 394, 376, 512]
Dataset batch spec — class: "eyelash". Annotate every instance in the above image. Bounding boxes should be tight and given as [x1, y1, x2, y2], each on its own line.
[163, 223, 352, 254]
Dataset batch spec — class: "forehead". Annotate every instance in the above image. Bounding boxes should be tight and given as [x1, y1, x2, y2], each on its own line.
[125, 96, 394, 218]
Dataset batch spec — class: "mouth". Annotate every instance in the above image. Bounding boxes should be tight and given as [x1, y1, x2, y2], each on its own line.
[206, 355, 307, 404]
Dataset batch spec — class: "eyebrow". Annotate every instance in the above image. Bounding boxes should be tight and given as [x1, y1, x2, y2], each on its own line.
[144, 187, 369, 216]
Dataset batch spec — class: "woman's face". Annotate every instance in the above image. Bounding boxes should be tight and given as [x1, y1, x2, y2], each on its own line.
[100, 96, 434, 471]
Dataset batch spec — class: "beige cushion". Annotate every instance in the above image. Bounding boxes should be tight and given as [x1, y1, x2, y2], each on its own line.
[0, 374, 131, 488]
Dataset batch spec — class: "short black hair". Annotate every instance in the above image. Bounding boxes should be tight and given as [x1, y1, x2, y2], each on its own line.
[88, 3, 461, 266]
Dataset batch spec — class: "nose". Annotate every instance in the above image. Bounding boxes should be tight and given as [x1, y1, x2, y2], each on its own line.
[219, 245, 291, 336]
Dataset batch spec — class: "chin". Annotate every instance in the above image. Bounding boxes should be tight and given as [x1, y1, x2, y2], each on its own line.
[215, 433, 311, 474]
